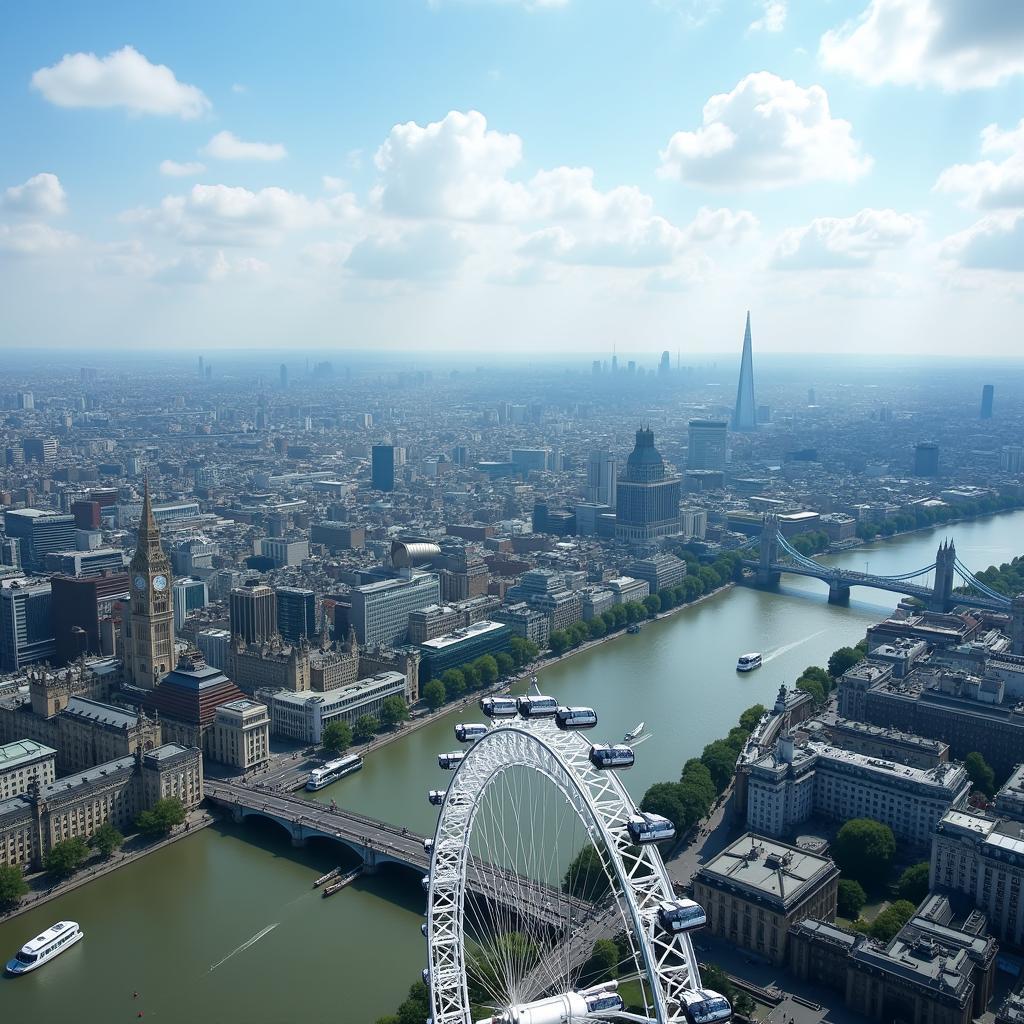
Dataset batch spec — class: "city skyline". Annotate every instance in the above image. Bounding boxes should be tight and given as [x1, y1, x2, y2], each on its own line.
[2, 1, 1024, 355]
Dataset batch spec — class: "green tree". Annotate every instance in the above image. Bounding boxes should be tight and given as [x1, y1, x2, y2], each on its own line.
[422, 679, 446, 711]
[701, 739, 739, 793]
[964, 751, 996, 796]
[322, 719, 353, 755]
[624, 601, 644, 624]
[562, 844, 612, 902]
[0, 864, 28, 907]
[375, 979, 431, 1024]
[833, 818, 896, 885]
[870, 900, 916, 943]
[352, 714, 380, 743]
[679, 759, 717, 814]
[658, 588, 675, 611]
[509, 636, 538, 667]
[441, 668, 466, 700]
[738, 704, 767, 732]
[800, 665, 831, 692]
[828, 646, 862, 679]
[643, 594, 661, 618]
[896, 862, 931, 905]
[474, 655, 499, 687]
[588, 617, 606, 640]
[380, 695, 410, 729]
[797, 675, 826, 705]
[90, 822, 124, 858]
[44, 836, 90, 876]
[549, 630, 569, 656]
[699, 963, 754, 1018]
[641, 782, 689, 831]
[136, 797, 186, 838]
[837, 878, 867, 919]
[462, 662, 481, 690]
[495, 652, 515, 677]
[579, 937, 620, 987]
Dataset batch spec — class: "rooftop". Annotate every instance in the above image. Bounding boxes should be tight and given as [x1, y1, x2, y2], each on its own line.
[0, 738, 56, 770]
[419, 619, 507, 651]
[143, 742, 192, 762]
[41, 756, 136, 798]
[64, 696, 140, 731]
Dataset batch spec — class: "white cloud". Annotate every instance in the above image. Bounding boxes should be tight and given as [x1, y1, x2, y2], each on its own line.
[373, 109, 527, 219]
[0, 222, 77, 256]
[124, 183, 359, 246]
[203, 131, 287, 162]
[658, 72, 871, 188]
[231, 83, 247, 94]
[160, 159, 206, 178]
[31, 46, 210, 119]
[934, 120, 1024, 209]
[322, 175, 347, 193]
[345, 224, 470, 280]
[152, 249, 269, 284]
[683, 206, 759, 243]
[3, 173, 67, 216]
[749, 0, 786, 33]
[820, 0, 1024, 91]
[942, 213, 1024, 271]
[773, 208, 921, 269]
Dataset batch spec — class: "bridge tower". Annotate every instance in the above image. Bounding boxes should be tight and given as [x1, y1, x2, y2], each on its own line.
[756, 515, 781, 587]
[931, 539, 956, 611]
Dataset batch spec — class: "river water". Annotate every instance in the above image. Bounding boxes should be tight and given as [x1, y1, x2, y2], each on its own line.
[2, 512, 1021, 1024]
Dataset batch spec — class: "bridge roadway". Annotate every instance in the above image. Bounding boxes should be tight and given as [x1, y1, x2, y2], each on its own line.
[205, 780, 586, 930]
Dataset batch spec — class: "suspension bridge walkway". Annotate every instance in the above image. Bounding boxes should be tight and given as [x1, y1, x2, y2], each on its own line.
[740, 517, 1013, 612]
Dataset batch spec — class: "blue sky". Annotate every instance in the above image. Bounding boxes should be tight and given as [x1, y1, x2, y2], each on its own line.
[2, 0, 1024, 356]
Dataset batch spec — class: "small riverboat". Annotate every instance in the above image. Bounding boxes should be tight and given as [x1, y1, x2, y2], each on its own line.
[313, 866, 341, 888]
[5, 921, 83, 975]
[736, 652, 762, 672]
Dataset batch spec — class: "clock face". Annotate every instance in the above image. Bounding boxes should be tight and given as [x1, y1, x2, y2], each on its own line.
[153, 575, 168, 592]
[134, 574, 147, 592]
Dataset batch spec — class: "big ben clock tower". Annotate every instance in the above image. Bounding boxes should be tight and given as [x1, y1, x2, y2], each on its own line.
[126, 480, 175, 689]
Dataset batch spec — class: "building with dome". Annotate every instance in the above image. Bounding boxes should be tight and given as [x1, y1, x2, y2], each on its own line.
[615, 427, 681, 545]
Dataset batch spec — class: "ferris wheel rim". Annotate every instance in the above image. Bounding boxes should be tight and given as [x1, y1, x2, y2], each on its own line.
[424, 718, 698, 1024]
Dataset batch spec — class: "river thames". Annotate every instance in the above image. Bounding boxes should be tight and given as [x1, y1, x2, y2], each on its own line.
[2, 512, 1022, 1023]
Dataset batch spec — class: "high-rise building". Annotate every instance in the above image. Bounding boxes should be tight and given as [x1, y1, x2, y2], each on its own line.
[980, 384, 994, 419]
[276, 586, 316, 644]
[3, 510, 76, 572]
[350, 573, 441, 647]
[22, 437, 58, 465]
[371, 444, 396, 492]
[659, 351, 670, 376]
[172, 577, 209, 632]
[124, 482, 175, 689]
[510, 449, 549, 476]
[615, 427, 682, 544]
[732, 311, 757, 432]
[16, 391, 34, 410]
[229, 581, 277, 644]
[913, 442, 940, 477]
[0, 578, 54, 671]
[586, 450, 617, 507]
[50, 572, 130, 665]
[279, 363, 288, 390]
[687, 419, 728, 471]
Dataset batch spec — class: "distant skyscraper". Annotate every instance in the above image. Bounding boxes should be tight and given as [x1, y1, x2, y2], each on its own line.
[732, 311, 757, 432]
[615, 428, 681, 544]
[276, 586, 316, 644]
[586, 450, 617, 507]
[659, 351, 670, 375]
[279, 363, 288, 390]
[914, 442, 940, 477]
[981, 384, 994, 420]
[371, 444, 396, 492]
[229, 581, 277, 644]
[688, 420, 728, 471]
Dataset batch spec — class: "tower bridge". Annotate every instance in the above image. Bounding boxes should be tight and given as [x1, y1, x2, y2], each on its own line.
[742, 516, 1013, 612]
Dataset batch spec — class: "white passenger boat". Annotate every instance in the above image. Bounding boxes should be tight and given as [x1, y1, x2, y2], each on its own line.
[306, 754, 363, 790]
[5, 921, 83, 975]
[736, 652, 762, 672]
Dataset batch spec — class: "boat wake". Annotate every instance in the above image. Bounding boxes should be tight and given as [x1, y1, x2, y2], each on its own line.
[208, 923, 279, 972]
[762, 630, 826, 664]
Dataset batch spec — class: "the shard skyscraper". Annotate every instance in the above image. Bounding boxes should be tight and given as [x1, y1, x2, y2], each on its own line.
[731, 310, 757, 432]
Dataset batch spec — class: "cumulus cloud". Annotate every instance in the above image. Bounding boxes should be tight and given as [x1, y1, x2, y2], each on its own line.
[152, 249, 269, 284]
[942, 213, 1024, 271]
[0, 222, 77, 256]
[820, 0, 1024, 91]
[124, 183, 359, 245]
[749, 0, 786, 33]
[31, 46, 210, 118]
[373, 109, 527, 219]
[683, 206, 759, 243]
[159, 159, 206, 177]
[3, 173, 67, 216]
[203, 131, 287, 162]
[345, 224, 470, 280]
[772, 208, 921, 269]
[934, 120, 1024, 209]
[657, 72, 871, 188]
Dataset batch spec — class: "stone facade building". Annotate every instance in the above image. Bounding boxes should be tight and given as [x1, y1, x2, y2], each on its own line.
[226, 634, 311, 693]
[0, 739, 56, 800]
[211, 699, 270, 771]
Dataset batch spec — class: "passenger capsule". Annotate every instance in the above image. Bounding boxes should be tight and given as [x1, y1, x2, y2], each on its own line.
[680, 989, 732, 1024]
[422, 967, 430, 985]
[657, 898, 707, 934]
[588, 743, 635, 770]
[421, 874, 431, 893]
[421, 922, 428, 937]
[427, 789, 445, 806]
[585, 991, 624, 1014]
[455, 723, 487, 743]
[437, 751, 465, 770]
[626, 812, 675, 844]
[555, 705, 598, 730]
[480, 696, 518, 718]
[516, 695, 558, 719]
[423, 837, 434, 854]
